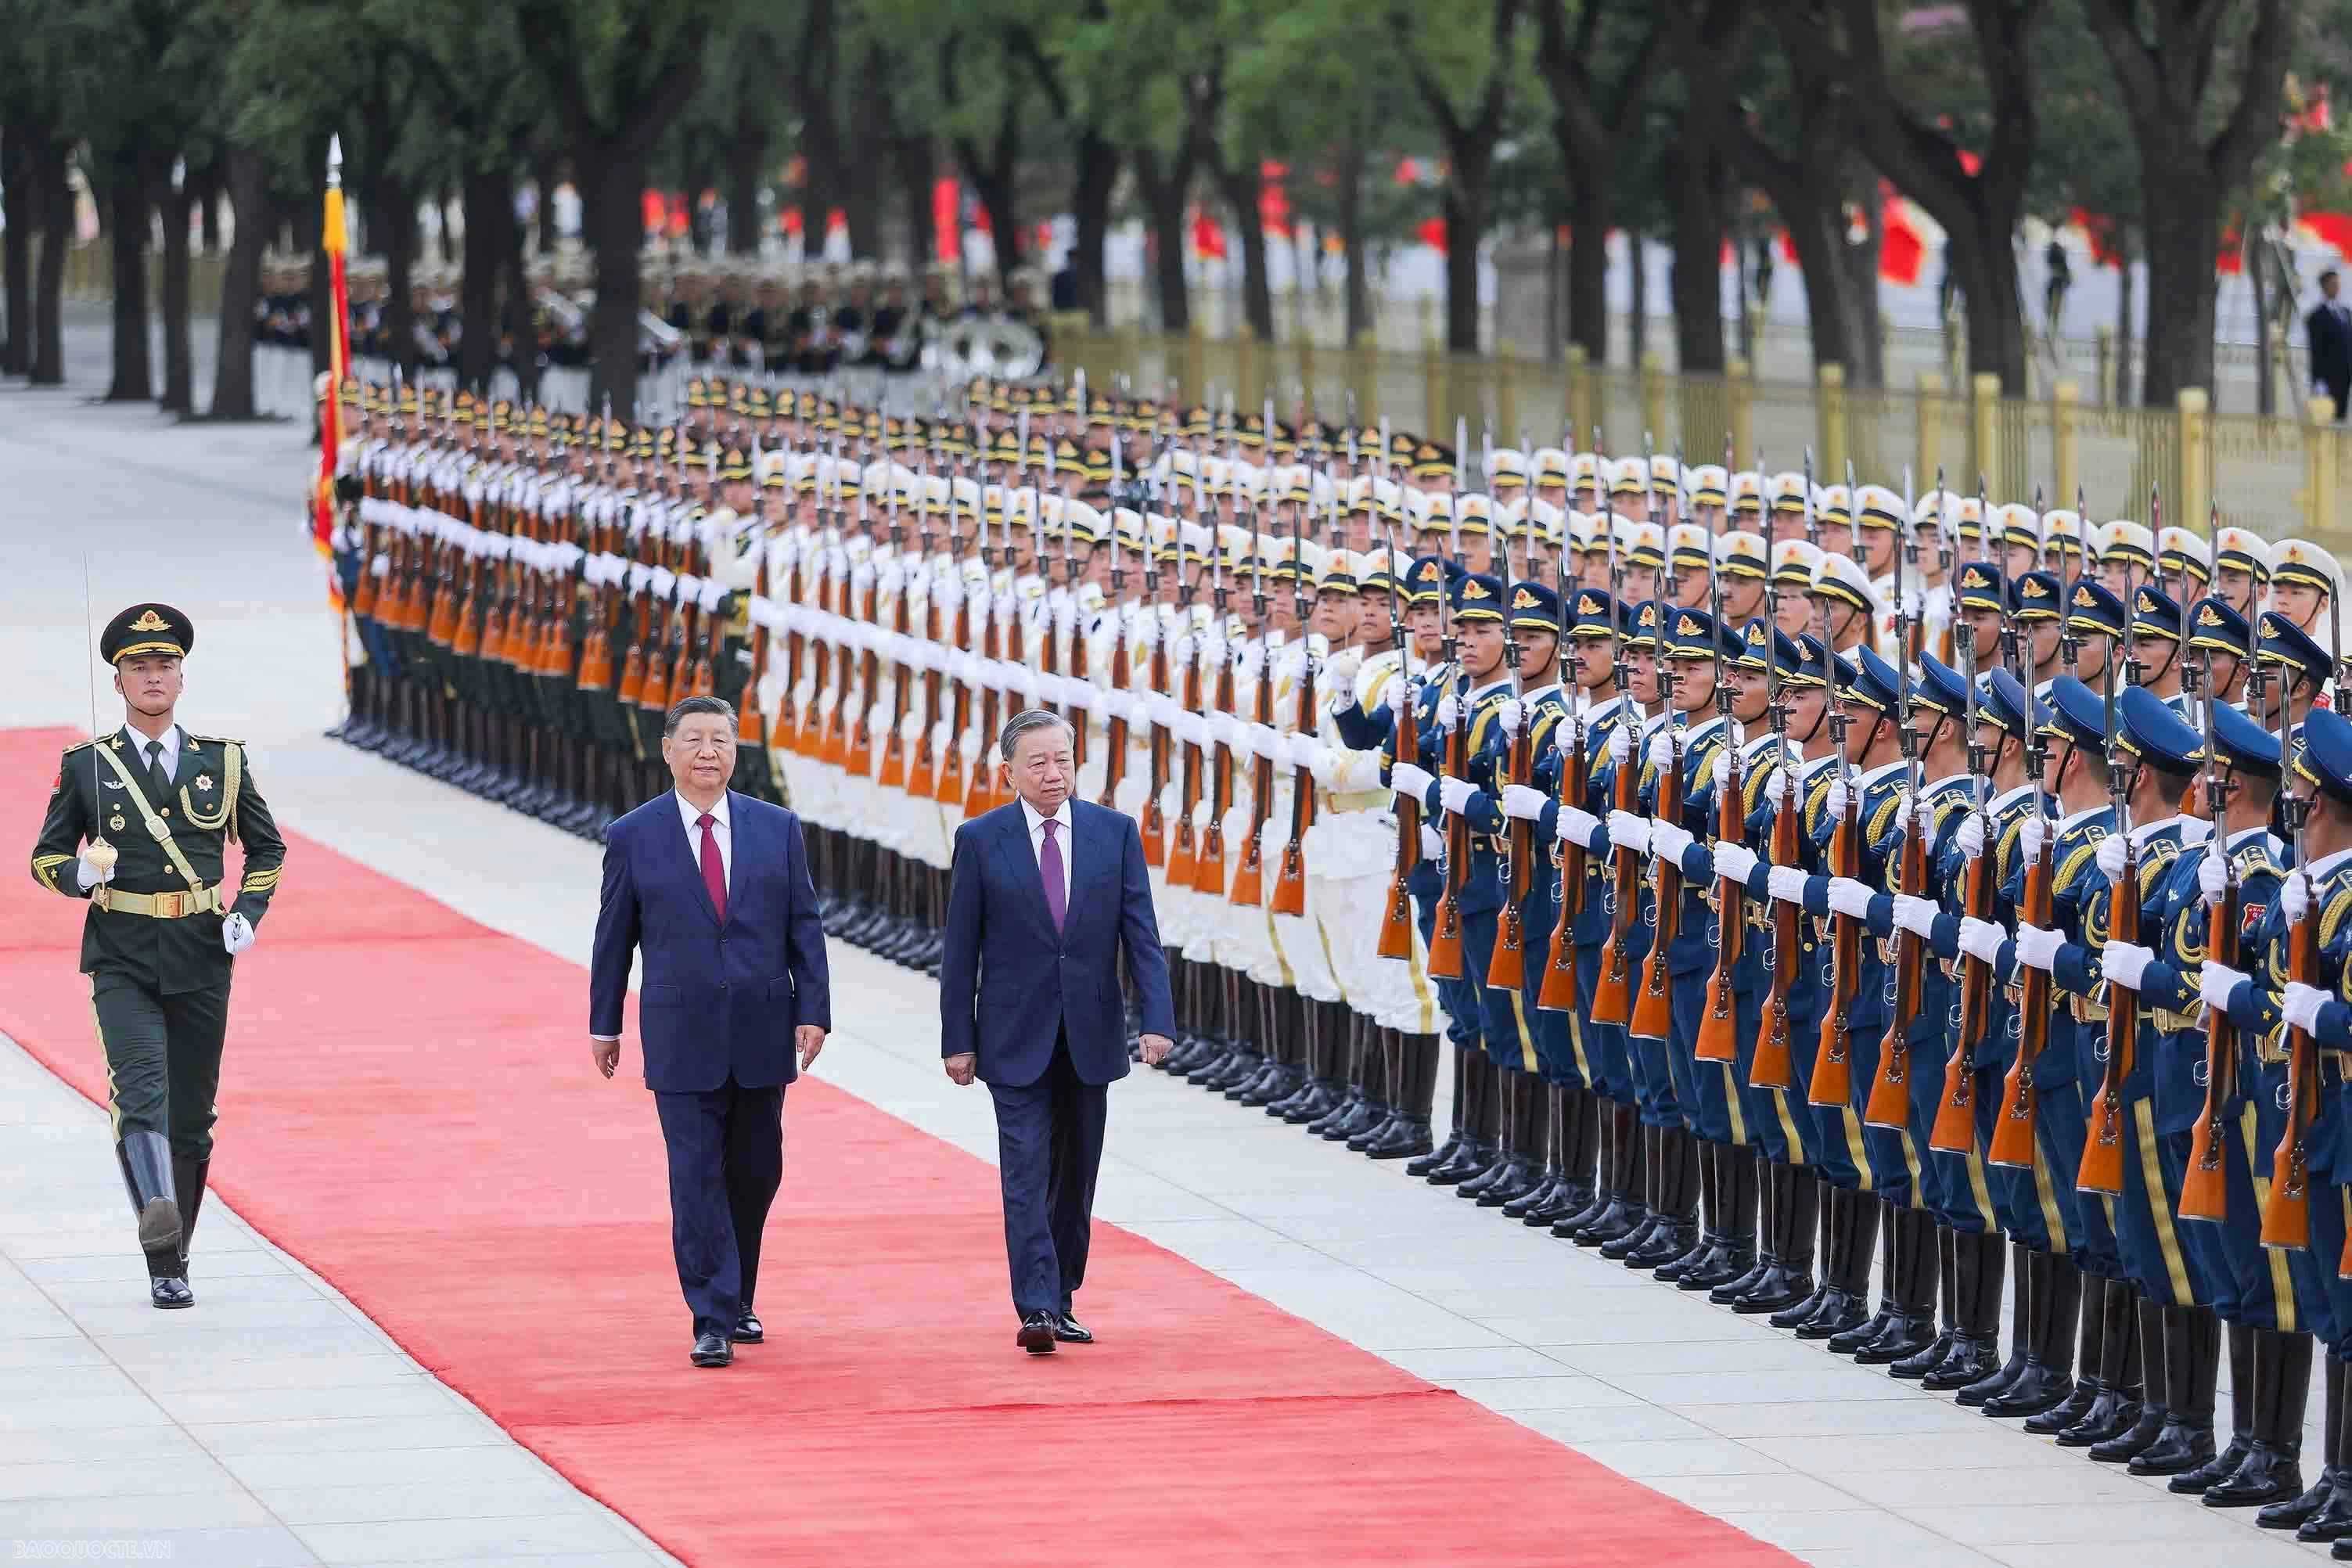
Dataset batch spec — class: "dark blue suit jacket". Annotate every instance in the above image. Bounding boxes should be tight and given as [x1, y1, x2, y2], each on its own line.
[589, 791, 833, 1094]
[938, 800, 1176, 1087]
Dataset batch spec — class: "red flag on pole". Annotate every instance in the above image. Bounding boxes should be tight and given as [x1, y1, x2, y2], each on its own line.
[315, 135, 351, 604]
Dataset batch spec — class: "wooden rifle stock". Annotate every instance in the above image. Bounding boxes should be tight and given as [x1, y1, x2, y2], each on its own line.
[933, 586, 971, 804]
[1629, 734, 1683, 1041]
[1169, 638, 1204, 887]
[2261, 904, 2320, 1250]
[1269, 640, 1315, 919]
[1589, 724, 1644, 1026]
[2180, 870, 2239, 1221]
[1865, 815, 1931, 1126]
[1230, 644, 1276, 907]
[1486, 702, 1536, 990]
[1425, 681, 1472, 980]
[1695, 743, 1745, 1063]
[963, 592, 1004, 817]
[1534, 713, 1589, 1011]
[1193, 642, 1238, 895]
[1807, 793, 1865, 1106]
[876, 569, 912, 788]
[843, 573, 879, 776]
[1377, 666, 1422, 962]
[1988, 832, 2058, 1167]
[1097, 619, 1133, 810]
[1750, 775, 1803, 1089]
[2077, 840, 2141, 1195]
[1929, 840, 1997, 1150]
[1067, 599, 1091, 775]
[908, 584, 941, 797]
[1139, 623, 1171, 865]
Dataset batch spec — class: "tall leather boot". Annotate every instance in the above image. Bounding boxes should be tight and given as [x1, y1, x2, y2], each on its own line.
[2018, 1264, 2102, 1430]
[1424, 1050, 1490, 1181]
[1584, 1101, 1650, 1246]
[1557, 1097, 1624, 1241]
[1958, 1240, 2033, 1406]
[1459, 1064, 1518, 1199]
[1800, 1187, 1879, 1340]
[1522, 1087, 1586, 1225]
[1826, 1198, 1897, 1353]
[2241, 1341, 2330, 1522]
[1408, 1043, 1470, 1176]
[1656, 1138, 1719, 1283]
[1739, 1163, 1818, 1314]
[2059, 1281, 2145, 1448]
[1480, 1070, 1546, 1208]
[1362, 1031, 1437, 1158]
[2175, 1323, 2256, 1494]
[1771, 1178, 1840, 1328]
[1892, 1224, 1961, 1379]
[1626, 1126, 1701, 1268]
[2091, 1298, 2170, 1460]
[1600, 1124, 1667, 1259]
[1987, 1252, 2082, 1419]
[1858, 1209, 1943, 1366]
[1688, 1145, 1758, 1293]
[171, 1153, 208, 1306]
[1925, 1230, 2006, 1391]
[1311, 1016, 1370, 1135]
[1505, 1085, 1566, 1219]
[2131, 1304, 2220, 1477]
[2206, 1330, 2314, 1512]
[113, 1131, 188, 1309]
[1714, 1151, 1776, 1304]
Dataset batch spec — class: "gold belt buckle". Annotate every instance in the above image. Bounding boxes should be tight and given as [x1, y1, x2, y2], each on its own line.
[154, 890, 185, 919]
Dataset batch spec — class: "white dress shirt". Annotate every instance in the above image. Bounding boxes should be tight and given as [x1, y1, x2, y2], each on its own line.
[1019, 796, 1074, 908]
[124, 723, 182, 783]
[677, 789, 732, 890]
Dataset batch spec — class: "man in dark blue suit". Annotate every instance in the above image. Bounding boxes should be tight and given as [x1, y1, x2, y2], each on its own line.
[590, 696, 831, 1368]
[940, 709, 1177, 1354]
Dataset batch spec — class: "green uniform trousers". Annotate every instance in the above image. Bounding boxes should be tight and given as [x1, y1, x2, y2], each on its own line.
[92, 969, 229, 1161]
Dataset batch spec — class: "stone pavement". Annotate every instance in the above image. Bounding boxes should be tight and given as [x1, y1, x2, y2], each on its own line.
[0, 359, 2332, 1567]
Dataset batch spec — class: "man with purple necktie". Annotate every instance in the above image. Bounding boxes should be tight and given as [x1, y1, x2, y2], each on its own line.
[939, 710, 1178, 1353]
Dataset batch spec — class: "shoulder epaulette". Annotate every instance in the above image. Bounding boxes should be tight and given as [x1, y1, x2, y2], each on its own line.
[2321, 886, 2352, 951]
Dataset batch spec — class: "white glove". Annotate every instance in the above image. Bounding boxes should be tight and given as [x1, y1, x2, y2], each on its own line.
[2201, 961, 2250, 1014]
[1711, 753, 1732, 794]
[2102, 941, 2154, 993]
[1891, 894, 1940, 937]
[1557, 720, 1581, 760]
[221, 911, 255, 956]
[2096, 836, 2127, 886]
[1438, 776, 1479, 815]
[1607, 726, 1631, 767]
[1825, 775, 1849, 822]
[2199, 851, 2228, 907]
[1212, 712, 1245, 752]
[1715, 843, 1758, 886]
[1826, 878, 1875, 919]
[1956, 811, 1986, 861]
[1304, 745, 1337, 786]
[2283, 981, 2331, 1035]
[1607, 811, 1653, 856]
[1247, 724, 1284, 762]
[2285, 871, 2312, 926]
[1752, 768, 1783, 807]
[1909, 795, 1940, 836]
[1501, 783, 1550, 822]
[1329, 669, 1358, 708]
[1034, 671, 1069, 707]
[2013, 922, 2063, 973]
[1282, 733, 1317, 770]
[1064, 682, 1098, 714]
[1767, 865, 1809, 905]
[1177, 712, 1210, 749]
[1390, 762, 1437, 803]
[1957, 916, 2007, 966]
[2019, 816, 2045, 865]
[75, 848, 115, 889]
[1419, 823, 1445, 859]
[1436, 692, 1459, 728]
[1650, 822, 1695, 864]
[1497, 698, 1523, 737]
[1146, 692, 1179, 730]
[1560, 806, 1602, 847]
[1647, 732, 1677, 771]
[1387, 678, 1410, 722]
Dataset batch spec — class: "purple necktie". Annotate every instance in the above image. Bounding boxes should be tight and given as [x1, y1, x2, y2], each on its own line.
[698, 812, 727, 922]
[1040, 818, 1066, 934]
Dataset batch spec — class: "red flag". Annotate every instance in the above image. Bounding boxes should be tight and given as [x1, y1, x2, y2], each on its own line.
[933, 178, 960, 263]
[1879, 200, 1924, 287]
[314, 138, 350, 602]
[1192, 207, 1227, 261]
[1416, 216, 1448, 254]
[2304, 211, 2352, 259]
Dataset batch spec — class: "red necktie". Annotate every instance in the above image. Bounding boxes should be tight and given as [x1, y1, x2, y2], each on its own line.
[698, 812, 727, 922]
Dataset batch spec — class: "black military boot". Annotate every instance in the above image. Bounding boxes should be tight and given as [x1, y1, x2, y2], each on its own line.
[1858, 1209, 1942, 1366]
[1800, 1187, 1879, 1341]
[2128, 1304, 2219, 1477]
[2203, 1330, 2313, 1511]
[1826, 1198, 1898, 1352]
[1362, 1032, 1437, 1159]
[2016, 1264, 2101, 1430]
[1891, 1223, 1961, 1379]
[1656, 1139, 1720, 1284]
[171, 1153, 208, 1307]
[1600, 1124, 1668, 1259]
[1522, 1087, 1588, 1225]
[1555, 1096, 1621, 1239]
[1458, 1066, 1519, 1200]
[1504, 1086, 1566, 1220]
[2089, 1298, 2170, 1461]
[1987, 1252, 2082, 1420]
[1624, 1127, 1700, 1269]
[1739, 1163, 1819, 1315]
[1924, 1230, 2006, 1391]
[1958, 1240, 2033, 1405]
[1686, 1145, 1758, 1293]
[1480, 1071, 1547, 1209]
[1408, 1045, 1470, 1177]
[2248, 1343, 2332, 1523]
[1713, 1151, 1776, 1304]
[114, 1131, 188, 1310]
[1429, 1052, 1496, 1186]
[1578, 1102, 1651, 1246]
[1771, 1180, 1842, 1329]
[2058, 1281, 2145, 1448]
[2174, 1323, 2256, 1494]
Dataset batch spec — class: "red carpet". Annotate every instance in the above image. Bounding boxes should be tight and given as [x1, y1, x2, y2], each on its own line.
[0, 726, 1800, 1566]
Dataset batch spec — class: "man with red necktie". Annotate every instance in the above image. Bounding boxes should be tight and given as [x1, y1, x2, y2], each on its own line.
[940, 710, 1177, 1353]
[590, 695, 831, 1368]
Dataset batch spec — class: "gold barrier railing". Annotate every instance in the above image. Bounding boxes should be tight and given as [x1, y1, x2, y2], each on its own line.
[42, 240, 227, 315]
[1056, 323, 2350, 544]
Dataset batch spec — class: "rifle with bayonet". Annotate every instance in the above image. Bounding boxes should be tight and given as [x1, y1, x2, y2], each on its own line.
[1867, 468, 1927, 1128]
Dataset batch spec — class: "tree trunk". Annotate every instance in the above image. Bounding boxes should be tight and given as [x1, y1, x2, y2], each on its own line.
[1070, 131, 1117, 327]
[1845, 173, 1883, 387]
[585, 150, 647, 421]
[530, 145, 560, 254]
[205, 145, 268, 420]
[959, 120, 1021, 277]
[1778, 193, 1859, 379]
[1944, 224, 2028, 394]
[892, 129, 937, 268]
[2, 121, 31, 376]
[2114, 232, 2135, 406]
[498, 168, 538, 403]
[1336, 124, 1368, 346]
[377, 174, 419, 376]
[153, 165, 195, 417]
[105, 169, 154, 402]
[1663, 133, 1727, 376]
[1627, 230, 1648, 363]
[1440, 162, 1488, 354]
[685, 148, 716, 257]
[2248, 225, 2270, 418]
[32, 134, 69, 384]
[2138, 177, 2221, 406]
[1133, 147, 1192, 334]
[1565, 178, 1607, 363]
[1214, 156, 1275, 342]
[726, 102, 768, 257]
[459, 164, 505, 392]
[196, 163, 223, 254]
[842, 52, 886, 260]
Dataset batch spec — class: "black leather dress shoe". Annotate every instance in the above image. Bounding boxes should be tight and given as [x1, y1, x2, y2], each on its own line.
[732, 1311, 764, 1344]
[1018, 1310, 1058, 1354]
[149, 1275, 193, 1310]
[690, 1332, 733, 1368]
[1054, 1311, 1094, 1344]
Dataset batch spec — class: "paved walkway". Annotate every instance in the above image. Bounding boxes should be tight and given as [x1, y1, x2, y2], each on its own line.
[0, 366, 2330, 1567]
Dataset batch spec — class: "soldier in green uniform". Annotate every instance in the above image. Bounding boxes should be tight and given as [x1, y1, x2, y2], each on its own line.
[28, 604, 286, 1309]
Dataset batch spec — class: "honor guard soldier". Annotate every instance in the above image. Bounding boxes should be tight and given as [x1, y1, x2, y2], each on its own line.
[29, 605, 286, 1308]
